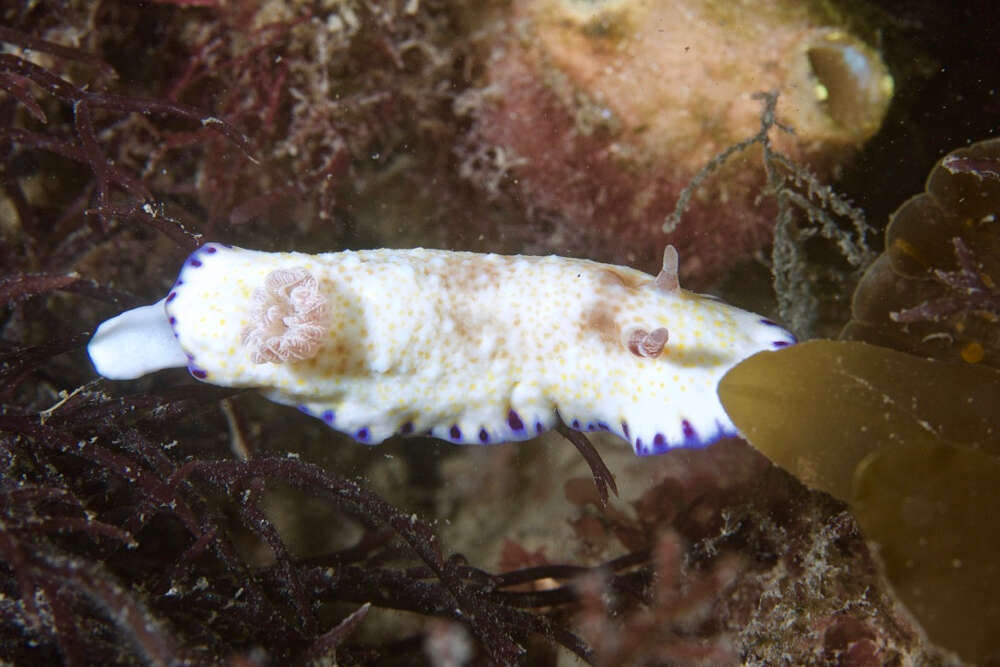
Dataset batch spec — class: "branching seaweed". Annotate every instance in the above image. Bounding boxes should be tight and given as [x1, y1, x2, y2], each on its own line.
[0, 28, 252, 260]
[891, 236, 1000, 324]
[150, 0, 468, 234]
[666, 91, 878, 337]
[0, 335, 615, 663]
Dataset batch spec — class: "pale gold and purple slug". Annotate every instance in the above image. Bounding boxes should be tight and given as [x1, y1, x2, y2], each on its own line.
[87, 244, 795, 455]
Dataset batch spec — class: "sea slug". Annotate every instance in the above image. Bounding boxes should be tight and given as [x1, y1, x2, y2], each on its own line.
[88, 244, 795, 455]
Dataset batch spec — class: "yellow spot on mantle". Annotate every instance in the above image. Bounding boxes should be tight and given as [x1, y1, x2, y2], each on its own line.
[961, 341, 985, 364]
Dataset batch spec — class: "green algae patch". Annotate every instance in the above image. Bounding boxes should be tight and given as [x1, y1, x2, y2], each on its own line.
[718, 339, 1000, 662]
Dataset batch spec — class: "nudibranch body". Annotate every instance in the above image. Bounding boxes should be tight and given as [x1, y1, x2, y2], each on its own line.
[88, 244, 794, 455]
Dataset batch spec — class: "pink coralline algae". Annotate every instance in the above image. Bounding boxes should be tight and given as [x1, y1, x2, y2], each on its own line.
[463, 0, 893, 285]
